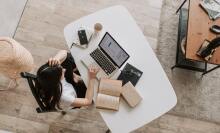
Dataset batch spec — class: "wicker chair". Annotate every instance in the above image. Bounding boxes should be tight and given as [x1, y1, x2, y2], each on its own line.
[0, 37, 34, 90]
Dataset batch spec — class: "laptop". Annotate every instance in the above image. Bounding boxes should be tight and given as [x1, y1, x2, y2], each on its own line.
[81, 32, 130, 79]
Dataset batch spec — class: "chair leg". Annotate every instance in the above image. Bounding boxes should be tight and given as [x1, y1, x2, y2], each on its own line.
[0, 78, 18, 91]
[106, 129, 110, 133]
[171, 65, 177, 70]
[8, 79, 18, 89]
[61, 111, 67, 115]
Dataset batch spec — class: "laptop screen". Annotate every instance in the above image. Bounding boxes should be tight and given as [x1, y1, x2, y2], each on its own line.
[99, 32, 130, 67]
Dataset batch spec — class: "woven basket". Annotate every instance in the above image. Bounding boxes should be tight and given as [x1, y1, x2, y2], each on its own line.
[0, 37, 34, 80]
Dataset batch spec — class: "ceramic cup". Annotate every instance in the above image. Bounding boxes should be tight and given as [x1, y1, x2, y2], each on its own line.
[94, 23, 103, 36]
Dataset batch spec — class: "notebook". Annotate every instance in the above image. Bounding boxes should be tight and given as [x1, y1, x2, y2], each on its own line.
[117, 63, 143, 86]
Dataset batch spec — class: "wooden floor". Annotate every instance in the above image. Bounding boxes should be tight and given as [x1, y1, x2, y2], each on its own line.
[0, 0, 220, 132]
[0, 0, 27, 37]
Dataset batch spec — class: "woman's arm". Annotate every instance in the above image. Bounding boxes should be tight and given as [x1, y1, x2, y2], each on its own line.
[48, 50, 67, 66]
[71, 66, 99, 107]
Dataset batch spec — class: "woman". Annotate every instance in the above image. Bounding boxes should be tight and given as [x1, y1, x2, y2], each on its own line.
[36, 50, 99, 110]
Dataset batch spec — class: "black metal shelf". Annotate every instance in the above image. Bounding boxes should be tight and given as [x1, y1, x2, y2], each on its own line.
[172, 8, 207, 72]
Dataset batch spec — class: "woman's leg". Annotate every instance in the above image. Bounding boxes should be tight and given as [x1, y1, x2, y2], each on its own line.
[73, 81, 87, 98]
[61, 52, 87, 98]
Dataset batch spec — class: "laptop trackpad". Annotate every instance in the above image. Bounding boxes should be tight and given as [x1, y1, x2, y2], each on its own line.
[81, 55, 108, 79]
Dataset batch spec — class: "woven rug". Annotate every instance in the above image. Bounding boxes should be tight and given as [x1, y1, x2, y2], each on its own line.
[157, 0, 220, 123]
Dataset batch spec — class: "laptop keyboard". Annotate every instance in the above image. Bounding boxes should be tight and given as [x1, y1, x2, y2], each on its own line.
[90, 48, 116, 75]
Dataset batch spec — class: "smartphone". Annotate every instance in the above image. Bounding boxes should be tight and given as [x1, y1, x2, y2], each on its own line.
[78, 29, 88, 45]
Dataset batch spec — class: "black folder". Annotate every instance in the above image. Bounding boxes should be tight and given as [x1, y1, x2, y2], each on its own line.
[117, 63, 143, 86]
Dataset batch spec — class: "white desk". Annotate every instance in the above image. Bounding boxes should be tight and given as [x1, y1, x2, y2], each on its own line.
[64, 5, 177, 133]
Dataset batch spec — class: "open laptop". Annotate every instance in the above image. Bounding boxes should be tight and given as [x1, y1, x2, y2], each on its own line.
[81, 32, 130, 79]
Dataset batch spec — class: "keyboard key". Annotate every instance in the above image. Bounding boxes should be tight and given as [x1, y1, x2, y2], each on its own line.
[90, 48, 116, 75]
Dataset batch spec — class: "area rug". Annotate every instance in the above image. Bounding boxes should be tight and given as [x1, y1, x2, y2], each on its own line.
[0, 0, 27, 37]
[157, 0, 220, 123]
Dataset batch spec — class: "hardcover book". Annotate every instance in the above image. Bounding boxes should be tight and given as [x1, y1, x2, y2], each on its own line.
[121, 82, 142, 107]
[117, 63, 143, 86]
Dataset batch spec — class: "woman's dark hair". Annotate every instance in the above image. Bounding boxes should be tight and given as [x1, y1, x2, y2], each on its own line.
[35, 63, 63, 110]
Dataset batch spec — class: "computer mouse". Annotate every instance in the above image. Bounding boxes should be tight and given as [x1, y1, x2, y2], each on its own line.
[210, 25, 220, 34]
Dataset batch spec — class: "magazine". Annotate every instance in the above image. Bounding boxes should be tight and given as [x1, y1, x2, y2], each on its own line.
[200, 0, 220, 20]
[215, 0, 220, 5]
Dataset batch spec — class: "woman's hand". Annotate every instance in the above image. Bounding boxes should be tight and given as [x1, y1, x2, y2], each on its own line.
[73, 72, 82, 83]
[88, 66, 99, 79]
[73, 67, 78, 72]
[48, 58, 60, 66]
